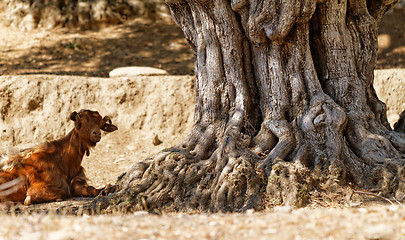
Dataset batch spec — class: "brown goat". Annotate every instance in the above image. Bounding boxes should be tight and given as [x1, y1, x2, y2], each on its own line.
[0, 109, 118, 205]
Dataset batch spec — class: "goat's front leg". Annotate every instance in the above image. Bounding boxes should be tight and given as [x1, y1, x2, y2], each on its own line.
[71, 179, 102, 197]
[71, 167, 102, 197]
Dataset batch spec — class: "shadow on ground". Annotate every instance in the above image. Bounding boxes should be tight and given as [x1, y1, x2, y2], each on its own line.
[0, 6, 403, 78]
[0, 18, 194, 77]
[376, 6, 405, 69]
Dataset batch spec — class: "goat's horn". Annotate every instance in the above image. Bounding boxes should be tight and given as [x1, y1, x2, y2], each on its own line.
[70, 111, 82, 129]
[70, 111, 78, 121]
[103, 116, 112, 124]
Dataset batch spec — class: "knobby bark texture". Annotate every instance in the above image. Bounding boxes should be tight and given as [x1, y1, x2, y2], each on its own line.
[98, 0, 405, 212]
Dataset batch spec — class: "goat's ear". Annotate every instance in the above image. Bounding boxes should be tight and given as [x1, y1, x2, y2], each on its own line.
[102, 124, 118, 132]
[70, 111, 82, 129]
[70, 111, 77, 121]
[101, 116, 118, 132]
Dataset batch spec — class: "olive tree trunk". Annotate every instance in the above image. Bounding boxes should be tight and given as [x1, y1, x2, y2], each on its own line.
[101, 0, 405, 212]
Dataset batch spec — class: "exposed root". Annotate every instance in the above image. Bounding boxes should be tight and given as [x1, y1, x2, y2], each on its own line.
[211, 129, 263, 211]
[351, 190, 400, 205]
[102, 122, 266, 213]
[251, 125, 277, 154]
[266, 161, 313, 207]
[86, 0, 405, 214]
[255, 119, 295, 175]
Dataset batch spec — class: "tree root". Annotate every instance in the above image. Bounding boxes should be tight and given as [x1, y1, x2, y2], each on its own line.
[266, 161, 313, 207]
[88, 0, 405, 214]
[103, 122, 264, 213]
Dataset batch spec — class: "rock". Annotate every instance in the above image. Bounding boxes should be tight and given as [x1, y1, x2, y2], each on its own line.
[152, 134, 162, 145]
[109, 67, 169, 77]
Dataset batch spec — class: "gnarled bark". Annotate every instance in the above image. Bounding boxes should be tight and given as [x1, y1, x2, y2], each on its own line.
[95, 0, 404, 213]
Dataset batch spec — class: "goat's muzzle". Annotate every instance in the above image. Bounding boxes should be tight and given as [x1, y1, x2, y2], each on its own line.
[90, 129, 102, 143]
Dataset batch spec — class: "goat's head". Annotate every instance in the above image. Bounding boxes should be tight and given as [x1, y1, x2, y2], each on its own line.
[70, 110, 118, 147]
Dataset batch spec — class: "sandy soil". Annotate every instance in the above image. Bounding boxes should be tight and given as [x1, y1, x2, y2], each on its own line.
[0, 18, 194, 77]
[0, 4, 404, 240]
[1, 205, 405, 240]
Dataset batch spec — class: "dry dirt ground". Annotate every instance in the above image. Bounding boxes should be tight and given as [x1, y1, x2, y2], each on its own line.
[0, 5, 404, 240]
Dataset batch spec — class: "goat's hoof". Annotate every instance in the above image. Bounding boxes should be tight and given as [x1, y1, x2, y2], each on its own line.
[24, 196, 32, 206]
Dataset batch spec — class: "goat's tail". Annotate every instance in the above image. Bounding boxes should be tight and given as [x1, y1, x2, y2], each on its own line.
[0, 177, 24, 198]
